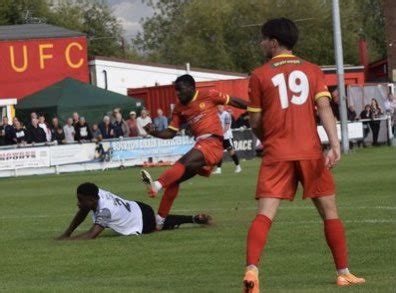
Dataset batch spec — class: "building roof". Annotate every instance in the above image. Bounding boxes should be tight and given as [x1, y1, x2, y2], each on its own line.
[89, 56, 248, 77]
[0, 24, 84, 41]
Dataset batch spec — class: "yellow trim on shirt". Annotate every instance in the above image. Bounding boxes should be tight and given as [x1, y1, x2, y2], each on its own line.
[168, 125, 179, 131]
[191, 91, 199, 102]
[225, 94, 230, 105]
[315, 91, 332, 101]
[247, 106, 262, 113]
[272, 53, 295, 59]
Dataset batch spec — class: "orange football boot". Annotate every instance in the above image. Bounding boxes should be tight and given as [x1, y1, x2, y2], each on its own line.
[243, 267, 259, 293]
[336, 273, 366, 286]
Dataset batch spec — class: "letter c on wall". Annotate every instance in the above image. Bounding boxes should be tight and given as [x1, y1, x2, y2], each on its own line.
[65, 42, 84, 68]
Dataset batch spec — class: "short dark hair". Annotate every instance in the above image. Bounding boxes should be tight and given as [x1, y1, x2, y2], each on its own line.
[261, 18, 299, 50]
[77, 182, 99, 198]
[175, 74, 195, 88]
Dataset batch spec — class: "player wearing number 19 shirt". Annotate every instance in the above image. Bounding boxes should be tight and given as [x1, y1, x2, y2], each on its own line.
[242, 18, 365, 292]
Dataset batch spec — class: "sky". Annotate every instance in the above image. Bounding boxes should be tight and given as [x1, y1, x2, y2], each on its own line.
[107, 0, 154, 41]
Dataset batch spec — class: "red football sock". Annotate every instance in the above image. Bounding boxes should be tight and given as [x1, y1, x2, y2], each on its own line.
[158, 162, 185, 188]
[157, 183, 180, 218]
[324, 219, 348, 270]
[246, 214, 272, 266]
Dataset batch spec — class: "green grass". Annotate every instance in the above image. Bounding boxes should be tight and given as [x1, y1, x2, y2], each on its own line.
[0, 147, 395, 292]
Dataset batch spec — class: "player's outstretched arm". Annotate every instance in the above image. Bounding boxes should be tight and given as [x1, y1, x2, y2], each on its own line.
[56, 208, 90, 240]
[228, 97, 248, 109]
[144, 123, 177, 139]
[68, 224, 104, 240]
[317, 97, 341, 169]
[249, 112, 264, 141]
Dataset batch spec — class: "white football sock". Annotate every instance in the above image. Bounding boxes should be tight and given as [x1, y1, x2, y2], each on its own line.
[153, 181, 163, 192]
[155, 214, 165, 228]
[337, 268, 350, 275]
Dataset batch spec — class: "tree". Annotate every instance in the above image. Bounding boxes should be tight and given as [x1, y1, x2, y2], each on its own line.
[134, 0, 386, 72]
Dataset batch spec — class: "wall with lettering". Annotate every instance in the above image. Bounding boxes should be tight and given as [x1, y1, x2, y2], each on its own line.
[0, 36, 89, 99]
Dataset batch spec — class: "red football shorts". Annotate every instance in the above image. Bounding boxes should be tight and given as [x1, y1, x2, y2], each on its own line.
[256, 158, 335, 200]
[194, 137, 224, 177]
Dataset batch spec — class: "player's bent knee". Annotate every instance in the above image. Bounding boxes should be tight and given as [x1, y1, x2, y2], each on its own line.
[257, 198, 281, 220]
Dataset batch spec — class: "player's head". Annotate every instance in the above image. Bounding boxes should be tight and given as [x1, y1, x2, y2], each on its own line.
[76, 182, 99, 210]
[260, 18, 298, 58]
[174, 74, 196, 105]
[217, 105, 225, 113]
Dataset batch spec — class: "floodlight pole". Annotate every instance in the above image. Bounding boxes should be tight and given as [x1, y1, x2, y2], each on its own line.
[332, 0, 349, 153]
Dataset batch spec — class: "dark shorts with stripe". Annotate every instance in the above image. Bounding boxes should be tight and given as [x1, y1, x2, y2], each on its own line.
[222, 138, 235, 150]
[136, 201, 156, 234]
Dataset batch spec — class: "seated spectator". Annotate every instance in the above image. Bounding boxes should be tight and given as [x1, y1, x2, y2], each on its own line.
[233, 111, 250, 129]
[126, 111, 139, 137]
[27, 118, 46, 143]
[50, 117, 65, 144]
[38, 114, 52, 142]
[154, 109, 168, 131]
[113, 112, 129, 138]
[137, 109, 152, 137]
[91, 123, 101, 142]
[2, 116, 17, 145]
[75, 116, 93, 142]
[347, 105, 358, 121]
[72, 112, 80, 126]
[14, 120, 28, 144]
[98, 116, 115, 139]
[63, 118, 76, 143]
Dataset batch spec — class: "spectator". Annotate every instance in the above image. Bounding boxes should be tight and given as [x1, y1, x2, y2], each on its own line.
[12, 117, 19, 126]
[154, 109, 168, 131]
[347, 105, 358, 121]
[137, 109, 152, 137]
[72, 112, 80, 126]
[359, 105, 371, 146]
[126, 111, 139, 137]
[27, 118, 46, 143]
[38, 114, 52, 142]
[233, 111, 250, 129]
[98, 116, 115, 139]
[2, 117, 17, 145]
[369, 98, 383, 146]
[14, 120, 28, 144]
[384, 93, 396, 134]
[111, 108, 122, 124]
[91, 123, 101, 141]
[63, 118, 76, 143]
[0, 118, 5, 146]
[330, 90, 340, 121]
[50, 117, 65, 144]
[113, 112, 129, 138]
[74, 116, 93, 142]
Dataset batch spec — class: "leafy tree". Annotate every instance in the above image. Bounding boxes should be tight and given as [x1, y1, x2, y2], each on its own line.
[134, 0, 386, 72]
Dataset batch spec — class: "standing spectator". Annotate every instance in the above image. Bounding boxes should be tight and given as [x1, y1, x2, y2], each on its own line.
[330, 90, 340, 121]
[74, 117, 93, 142]
[154, 109, 168, 131]
[126, 111, 139, 137]
[137, 109, 152, 137]
[369, 98, 383, 146]
[0, 117, 5, 146]
[27, 118, 46, 143]
[113, 112, 129, 138]
[72, 112, 80, 126]
[98, 116, 115, 139]
[91, 123, 101, 142]
[63, 118, 76, 143]
[38, 114, 52, 142]
[14, 120, 28, 144]
[347, 105, 358, 121]
[359, 105, 371, 147]
[2, 117, 17, 145]
[111, 108, 122, 124]
[50, 117, 65, 144]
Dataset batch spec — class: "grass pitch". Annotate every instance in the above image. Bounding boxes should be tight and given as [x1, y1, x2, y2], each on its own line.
[0, 147, 395, 292]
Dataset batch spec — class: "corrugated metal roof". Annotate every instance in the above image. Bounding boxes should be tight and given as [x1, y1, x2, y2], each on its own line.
[0, 24, 85, 41]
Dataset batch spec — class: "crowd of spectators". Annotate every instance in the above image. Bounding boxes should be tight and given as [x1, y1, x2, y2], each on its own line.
[0, 108, 171, 147]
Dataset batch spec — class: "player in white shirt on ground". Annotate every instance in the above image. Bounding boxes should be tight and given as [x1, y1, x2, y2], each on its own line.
[213, 105, 242, 174]
[56, 182, 211, 240]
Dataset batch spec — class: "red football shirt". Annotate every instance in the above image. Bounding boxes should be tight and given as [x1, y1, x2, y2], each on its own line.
[248, 54, 331, 163]
[169, 89, 230, 138]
